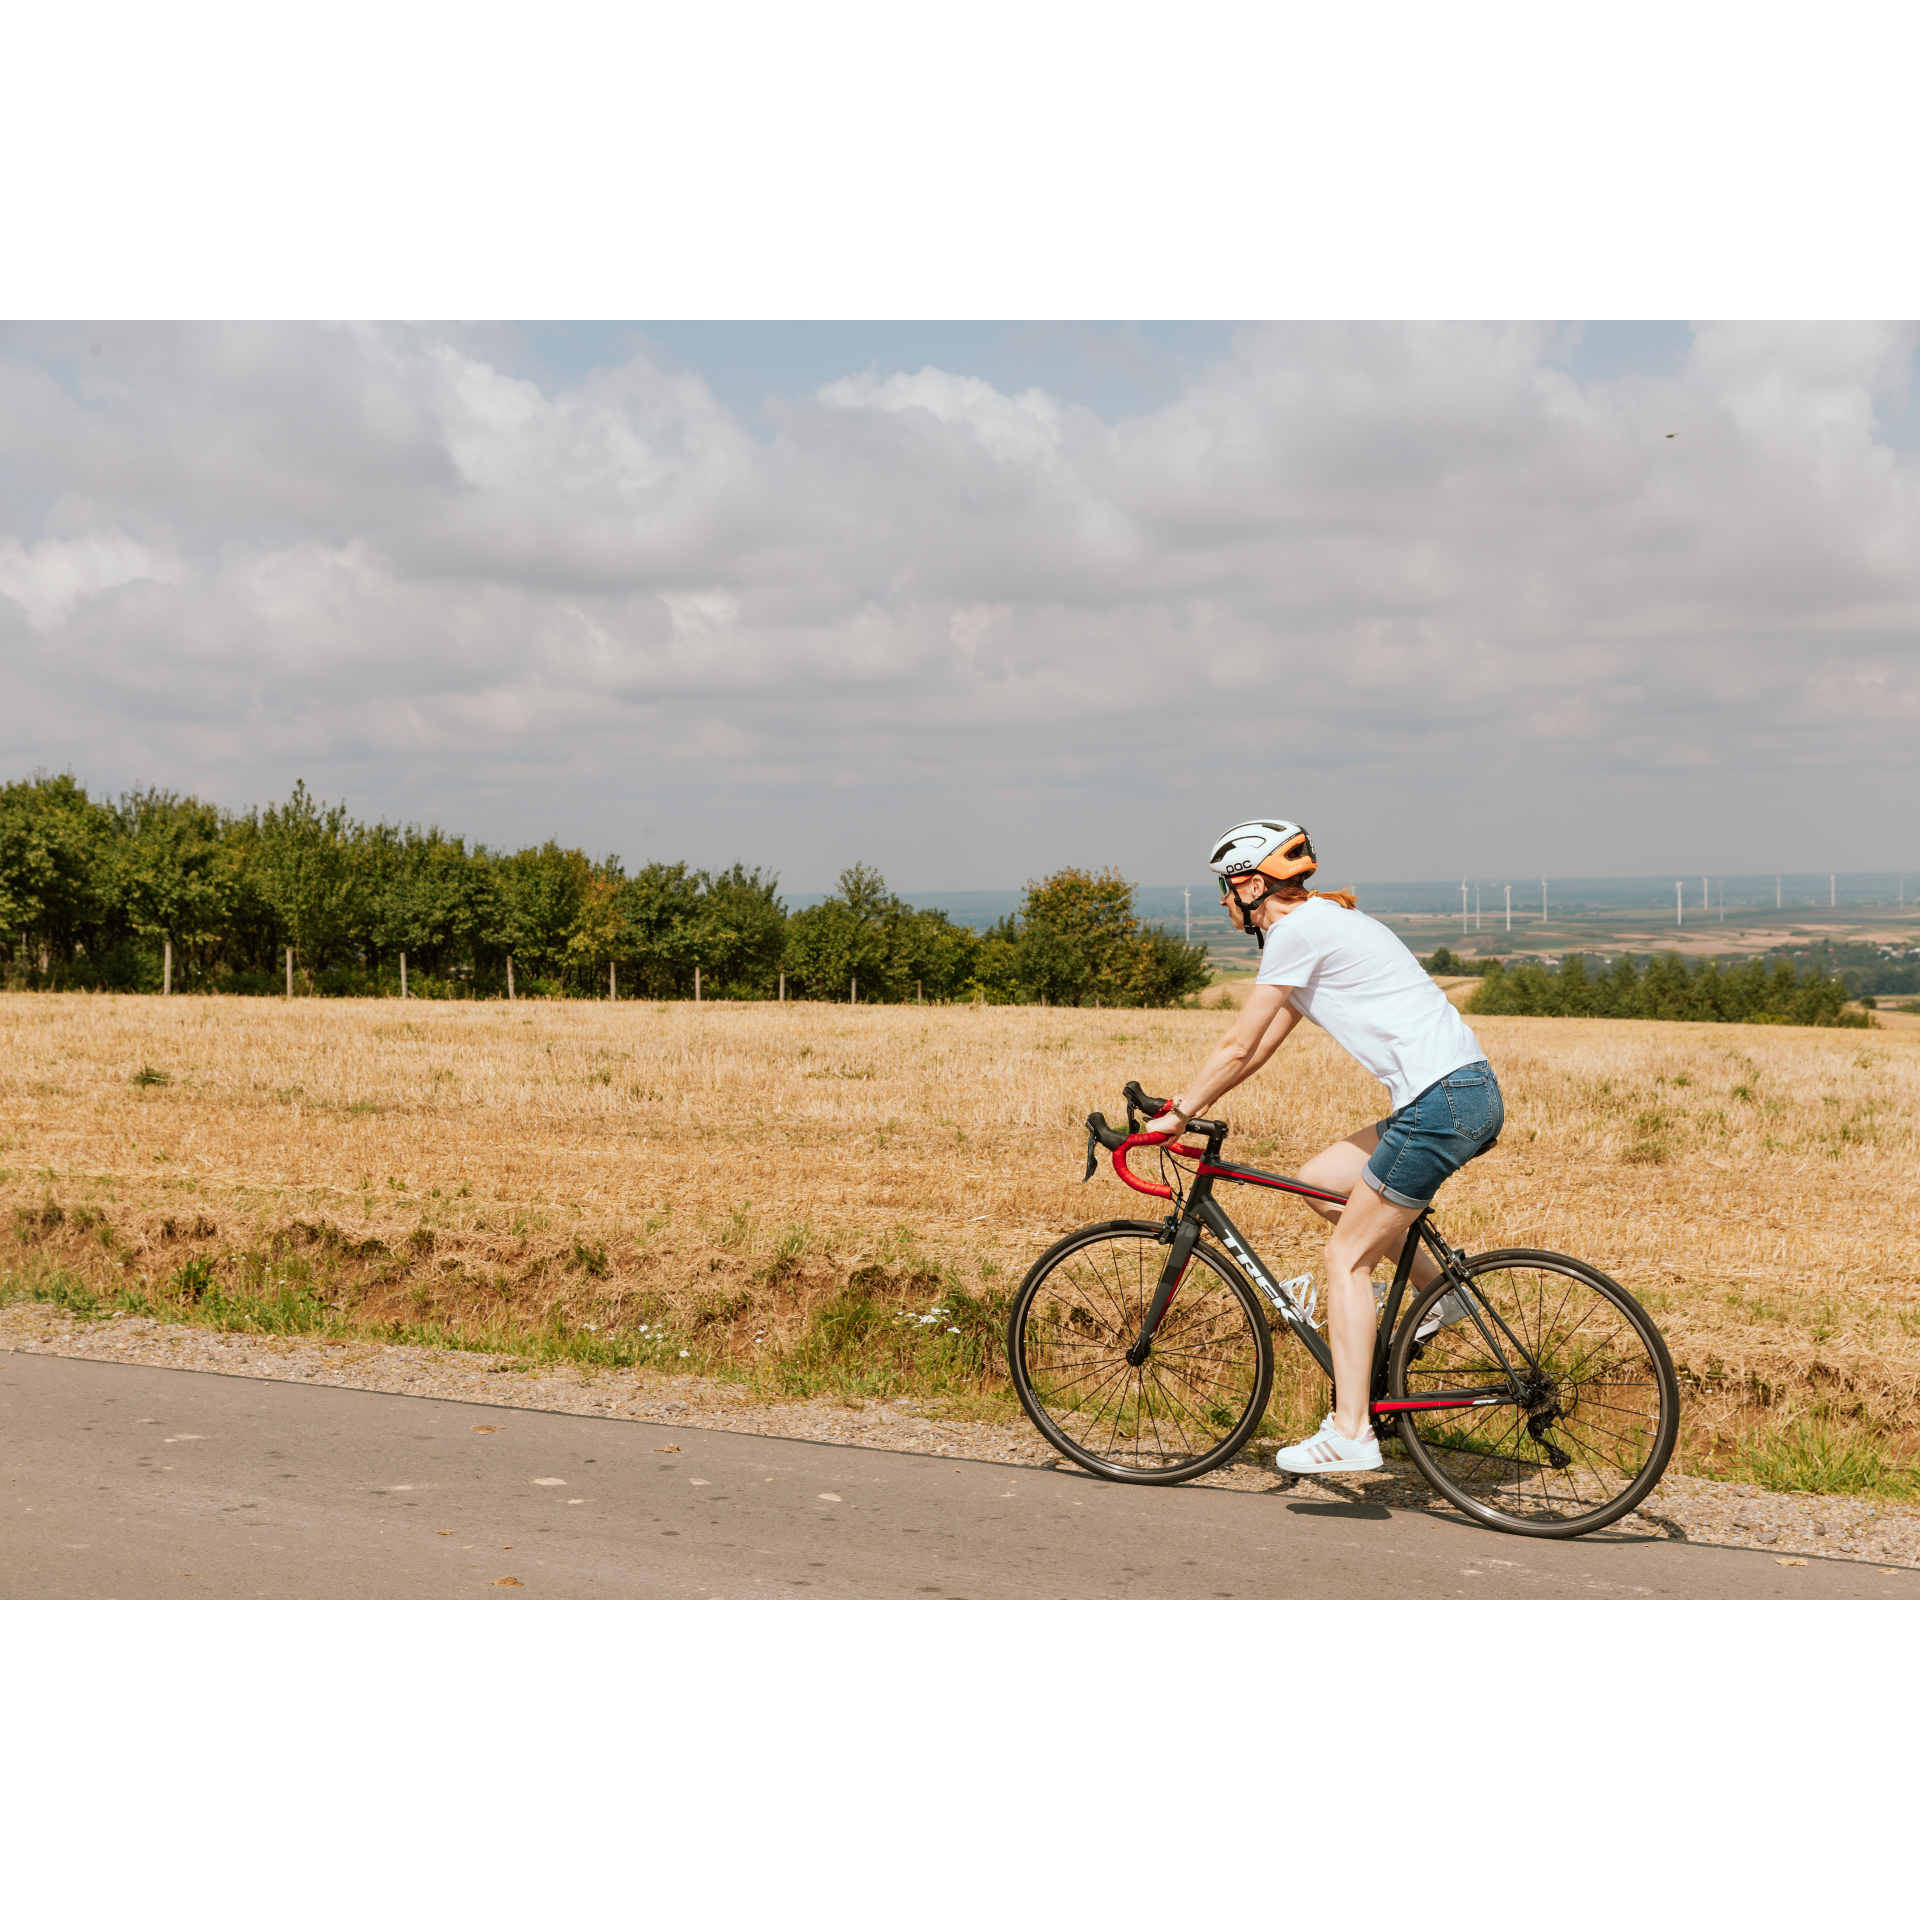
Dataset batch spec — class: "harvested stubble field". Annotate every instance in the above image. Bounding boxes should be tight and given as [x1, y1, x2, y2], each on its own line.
[4, 992, 1918, 1494]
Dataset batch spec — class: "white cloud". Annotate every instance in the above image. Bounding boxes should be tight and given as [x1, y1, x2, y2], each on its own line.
[0, 530, 176, 628]
[1, 320, 1917, 885]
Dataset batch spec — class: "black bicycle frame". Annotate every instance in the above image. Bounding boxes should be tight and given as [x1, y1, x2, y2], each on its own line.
[1134, 1145, 1525, 1421]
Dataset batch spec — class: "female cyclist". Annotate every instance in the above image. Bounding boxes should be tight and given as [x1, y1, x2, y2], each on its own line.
[1141, 819, 1504, 1472]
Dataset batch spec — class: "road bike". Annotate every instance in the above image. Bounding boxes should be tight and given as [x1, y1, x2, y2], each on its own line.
[1005, 1082, 1680, 1539]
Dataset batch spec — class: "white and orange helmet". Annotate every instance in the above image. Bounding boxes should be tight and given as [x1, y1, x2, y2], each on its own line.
[1207, 819, 1317, 886]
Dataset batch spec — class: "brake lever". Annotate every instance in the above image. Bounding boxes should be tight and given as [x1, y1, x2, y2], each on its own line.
[1082, 1120, 1099, 1183]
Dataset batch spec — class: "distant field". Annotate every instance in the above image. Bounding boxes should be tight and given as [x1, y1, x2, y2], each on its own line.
[1176, 898, 1920, 983]
[4, 992, 1918, 1487]
[1368, 899, 1920, 968]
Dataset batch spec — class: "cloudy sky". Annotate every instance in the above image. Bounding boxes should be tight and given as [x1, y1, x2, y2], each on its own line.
[3, 319, 1917, 892]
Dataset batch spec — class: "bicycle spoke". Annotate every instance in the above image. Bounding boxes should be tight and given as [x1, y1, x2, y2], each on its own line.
[1077, 1363, 1134, 1455]
[1078, 1249, 1140, 1335]
[1142, 1362, 1229, 1441]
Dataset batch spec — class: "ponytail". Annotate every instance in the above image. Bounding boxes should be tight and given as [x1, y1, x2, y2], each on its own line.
[1275, 883, 1359, 911]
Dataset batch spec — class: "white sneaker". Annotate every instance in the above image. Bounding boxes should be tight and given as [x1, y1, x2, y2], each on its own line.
[1415, 1286, 1474, 1341]
[1273, 1414, 1382, 1473]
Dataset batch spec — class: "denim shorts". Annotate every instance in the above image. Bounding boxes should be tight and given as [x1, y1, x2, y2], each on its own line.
[1360, 1064, 1504, 1210]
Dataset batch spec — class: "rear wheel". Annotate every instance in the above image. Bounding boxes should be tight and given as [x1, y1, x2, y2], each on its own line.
[1387, 1248, 1679, 1538]
[1008, 1221, 1274, 1484]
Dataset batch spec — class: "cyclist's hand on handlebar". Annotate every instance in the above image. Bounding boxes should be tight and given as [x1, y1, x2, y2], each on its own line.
[1140, 1102, 1187, 1141]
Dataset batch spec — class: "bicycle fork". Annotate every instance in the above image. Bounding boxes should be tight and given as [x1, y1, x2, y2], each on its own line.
[1124, 1216, 1201, 1366]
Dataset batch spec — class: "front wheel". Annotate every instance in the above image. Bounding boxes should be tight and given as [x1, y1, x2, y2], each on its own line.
[1008, 1221, 1274, 1484]
[1388, 1248, 1679, 1538]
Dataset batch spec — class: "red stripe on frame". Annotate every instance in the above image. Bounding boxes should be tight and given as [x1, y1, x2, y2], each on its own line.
[1369, 1397, 1497, 1413]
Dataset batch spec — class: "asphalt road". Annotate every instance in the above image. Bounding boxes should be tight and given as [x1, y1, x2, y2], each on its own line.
[4, 1351, 1915, 1599]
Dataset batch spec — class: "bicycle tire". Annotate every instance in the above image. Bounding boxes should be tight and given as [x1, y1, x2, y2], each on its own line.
[1007, 1220, 1274, 1485]
[1387, 1247, 1679, 1539]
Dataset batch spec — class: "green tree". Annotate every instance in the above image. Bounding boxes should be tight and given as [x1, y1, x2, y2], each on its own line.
[783, 863, 903, 1000]
[258, 782, 361, 982]
[214, 809, 289, 983]
[893, 901, 982, 1001]
[690, 863, 788, 995]
[565, 857, 629, 995]
[964, 917, 1023, 1002]
[0, 772, 115, 981]
[612, 861, 704, 997]
[107, 788, 234, 986]
[488, 841, 593, 991]
[352, 822, 493, 991]
[1015, 868, 1211, 1007]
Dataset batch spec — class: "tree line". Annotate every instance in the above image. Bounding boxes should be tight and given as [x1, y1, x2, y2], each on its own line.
[0, 773, 1212, 1006]
[1459, 950, 1868, 1026]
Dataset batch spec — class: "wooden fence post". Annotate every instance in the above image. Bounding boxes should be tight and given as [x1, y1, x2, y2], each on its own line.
[916, 980, 922, 1004]
[400, 952, 408, 999]
[507, 954, 516, 1001]
[610, 960, 616, 1001]
[695, 966, 702, 1004]
[850, 974, 857, 1005]
[778, 972, 785, 1003]
[163, 938, 172, 997]
[286, 946, 294, 999]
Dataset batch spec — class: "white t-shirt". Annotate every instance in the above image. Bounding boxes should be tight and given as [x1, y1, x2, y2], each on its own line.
[1253, 897, 1486, 1110]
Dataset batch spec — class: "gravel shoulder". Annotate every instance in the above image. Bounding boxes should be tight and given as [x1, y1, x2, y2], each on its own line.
[6, 1302, 1917, 1573]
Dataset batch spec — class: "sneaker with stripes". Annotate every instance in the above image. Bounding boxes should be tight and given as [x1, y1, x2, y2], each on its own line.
[1273, 1414, 1382, 1473]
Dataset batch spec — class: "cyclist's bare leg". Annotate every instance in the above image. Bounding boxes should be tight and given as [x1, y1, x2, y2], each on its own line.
[1296, 1126, 1442, 1288]
[1297, 1127, 1441, 1443]
[1322, 1182, 1424, 1440]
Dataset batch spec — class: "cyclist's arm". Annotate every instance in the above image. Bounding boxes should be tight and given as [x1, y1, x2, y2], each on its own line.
[1144, 983, 1302, 1134]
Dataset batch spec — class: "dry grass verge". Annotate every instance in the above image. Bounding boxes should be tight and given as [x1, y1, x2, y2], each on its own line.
[4, 992, 1919, 1493]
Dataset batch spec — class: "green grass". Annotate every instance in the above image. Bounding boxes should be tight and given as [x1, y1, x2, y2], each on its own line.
[0, 1245, 1021, 1414]
[1730, 1417, 1920, 1500]
[765, 1276, 1014, 1403]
